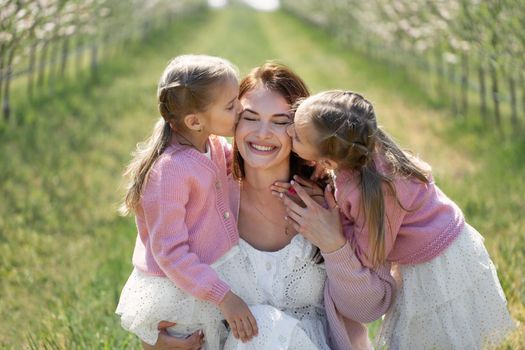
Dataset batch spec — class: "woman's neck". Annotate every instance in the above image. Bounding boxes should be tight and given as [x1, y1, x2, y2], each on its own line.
[173, 129, 210, 153]
[243, 163, 290, 192]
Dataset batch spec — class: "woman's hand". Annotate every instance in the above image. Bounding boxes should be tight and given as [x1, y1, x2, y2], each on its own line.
[282, 182, 346, 254]
[271, 175, 326, 207]
[142, 323, 204, 350]
[218, 291, 258, 343]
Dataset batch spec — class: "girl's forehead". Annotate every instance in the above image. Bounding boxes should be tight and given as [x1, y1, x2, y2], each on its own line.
[294, 104, 311, 123]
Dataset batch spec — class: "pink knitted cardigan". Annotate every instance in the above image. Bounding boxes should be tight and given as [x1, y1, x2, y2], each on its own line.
[132, 136, 238, 305]
[335, 154, 464, 267]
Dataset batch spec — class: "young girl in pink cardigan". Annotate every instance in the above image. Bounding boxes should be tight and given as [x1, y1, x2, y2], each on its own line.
[281, 90, 515, 349]
[115, 55, 258, 348]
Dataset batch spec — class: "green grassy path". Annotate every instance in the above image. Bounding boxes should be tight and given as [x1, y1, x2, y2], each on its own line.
[0, 6, 522, 349]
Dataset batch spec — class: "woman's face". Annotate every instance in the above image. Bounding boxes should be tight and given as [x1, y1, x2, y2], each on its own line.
[236, 86, 293, 171]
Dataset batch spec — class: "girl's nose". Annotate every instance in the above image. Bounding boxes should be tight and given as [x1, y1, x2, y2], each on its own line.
[286, 123, 294, 138]
[235, 100, 243, 114]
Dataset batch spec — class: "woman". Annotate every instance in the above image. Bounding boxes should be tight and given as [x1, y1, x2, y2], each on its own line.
[146, 63, 395, 350]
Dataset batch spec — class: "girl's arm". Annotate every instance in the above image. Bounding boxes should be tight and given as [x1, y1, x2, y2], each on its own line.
[282, 181, 396, 323]
[322, 230, 396, 323]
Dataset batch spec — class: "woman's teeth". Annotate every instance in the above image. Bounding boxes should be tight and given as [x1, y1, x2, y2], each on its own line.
[250, 143, 275, 152]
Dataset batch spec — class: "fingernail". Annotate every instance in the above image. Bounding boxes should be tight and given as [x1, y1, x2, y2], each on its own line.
[284, 216, 288, 220]
[280, 192, 283, 198]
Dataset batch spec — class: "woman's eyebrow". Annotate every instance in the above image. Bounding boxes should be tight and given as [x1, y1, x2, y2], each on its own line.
[242, 108, 259, 115]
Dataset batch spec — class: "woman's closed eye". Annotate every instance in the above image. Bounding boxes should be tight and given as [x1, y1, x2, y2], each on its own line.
[242, 115, 258, 121]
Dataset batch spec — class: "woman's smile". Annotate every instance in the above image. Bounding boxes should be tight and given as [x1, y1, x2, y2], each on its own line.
[248, 142, 279, 154]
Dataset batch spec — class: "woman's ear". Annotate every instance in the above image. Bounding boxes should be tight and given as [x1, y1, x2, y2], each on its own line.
[183, 114, 204, 132]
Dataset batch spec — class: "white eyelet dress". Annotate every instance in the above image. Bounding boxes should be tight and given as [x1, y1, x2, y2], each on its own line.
[116, 245, 252, 349]
[222, 234, 331, 350]
[375, 223, 516, 350]
[116, 234, 331, 350]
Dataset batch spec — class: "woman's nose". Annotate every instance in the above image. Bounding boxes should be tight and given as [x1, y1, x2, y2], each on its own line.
[257, 122, 272, 139]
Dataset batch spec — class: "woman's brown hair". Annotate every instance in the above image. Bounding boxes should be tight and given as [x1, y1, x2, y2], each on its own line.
[232, 62, 312, 181]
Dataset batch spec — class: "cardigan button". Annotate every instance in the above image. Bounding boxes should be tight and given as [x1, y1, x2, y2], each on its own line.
[215, 181, 221, 189]
[223, 211, 230, 219]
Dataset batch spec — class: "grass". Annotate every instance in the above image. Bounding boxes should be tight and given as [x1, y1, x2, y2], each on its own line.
[0, 5, 523, 349]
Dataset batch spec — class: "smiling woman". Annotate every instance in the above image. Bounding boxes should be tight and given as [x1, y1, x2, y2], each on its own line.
[235, 87, 292, 170]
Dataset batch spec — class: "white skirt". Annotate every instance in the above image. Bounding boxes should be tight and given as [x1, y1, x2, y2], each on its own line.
[116, 243, 328, 350]
[375, 224, 516, 350]
[115, 246, 242, 348]
[222, 304, 326, 350]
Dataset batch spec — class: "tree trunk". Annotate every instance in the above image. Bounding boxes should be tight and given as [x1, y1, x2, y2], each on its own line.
[61, 37, 69, 77]
[0, 43, 5, 112]
[449, 62, 458, 116]
[3, 48, 16, 121]
[50, 39, 60, 90]
[37, 41, 49, 88]
[521, 71, 525, 125]
[435, 46, 444, 99]
[489, 61, 501, 128]
[509, 75, 518, 129]
[478, 60, 488, 122]
[461, 52, 469, 117]
[90, 42, 98, 78]
[27, 43, 37, 99]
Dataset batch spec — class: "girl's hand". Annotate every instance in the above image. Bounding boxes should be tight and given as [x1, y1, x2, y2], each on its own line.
[283, 182, 346, 253]
[218, 291, 258, 343]
[271, 175, 326, 207]
[142, 323, 204, 350]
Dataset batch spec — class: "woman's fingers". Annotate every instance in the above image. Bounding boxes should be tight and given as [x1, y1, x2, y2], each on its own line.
[157, 321, 177, 329]
[271, 181, 291, 192]
[291, 181, 318, 209]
